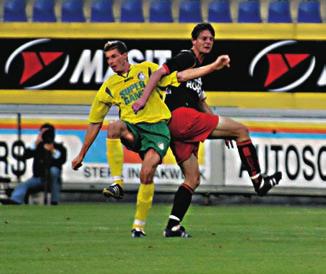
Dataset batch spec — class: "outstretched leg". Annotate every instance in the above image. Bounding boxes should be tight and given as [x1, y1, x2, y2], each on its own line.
[210, 116, 281, 195]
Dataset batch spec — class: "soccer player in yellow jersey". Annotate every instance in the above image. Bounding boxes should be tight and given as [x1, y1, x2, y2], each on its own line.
[72, 40, 180, 237]
[72, 41, 179, 234]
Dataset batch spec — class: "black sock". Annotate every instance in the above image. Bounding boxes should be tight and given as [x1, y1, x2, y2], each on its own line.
[237, 139, 262, 188]
[167, 184, 193, 229]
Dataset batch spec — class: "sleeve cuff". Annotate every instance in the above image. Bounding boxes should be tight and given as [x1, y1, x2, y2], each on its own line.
[162, 64, 170, 74]
[199, 91, 207, 101]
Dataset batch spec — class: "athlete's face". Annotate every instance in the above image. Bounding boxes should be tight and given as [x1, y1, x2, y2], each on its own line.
[105, 48, 128, 73]
[192, 30, 214, 55]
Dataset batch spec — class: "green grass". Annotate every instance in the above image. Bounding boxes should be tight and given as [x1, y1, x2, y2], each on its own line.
[1, 203, 326, 274]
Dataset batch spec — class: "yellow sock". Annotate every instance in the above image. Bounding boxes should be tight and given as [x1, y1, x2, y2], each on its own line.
[106, 138, 124, 187]
[132, 183, 155, 231]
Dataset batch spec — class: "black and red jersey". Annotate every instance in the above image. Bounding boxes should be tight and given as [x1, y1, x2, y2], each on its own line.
[163, 50, 206, 112]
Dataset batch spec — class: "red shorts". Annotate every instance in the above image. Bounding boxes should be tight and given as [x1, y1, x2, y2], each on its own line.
[168, 107, 219, 164]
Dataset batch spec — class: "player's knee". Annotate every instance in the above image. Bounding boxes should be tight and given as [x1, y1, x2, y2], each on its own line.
[185, 171, 201, 189]
[237, 124, 250, 139]
[107, 121, 123, 138]
[193, 173, 201, 189]
[140, 167, 155, 184]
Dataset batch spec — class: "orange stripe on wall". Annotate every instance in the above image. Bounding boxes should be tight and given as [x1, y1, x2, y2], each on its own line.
[249, 127, 326, 134]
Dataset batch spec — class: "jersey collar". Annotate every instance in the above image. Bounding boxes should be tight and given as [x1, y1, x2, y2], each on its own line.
[117, 64, 133, 78]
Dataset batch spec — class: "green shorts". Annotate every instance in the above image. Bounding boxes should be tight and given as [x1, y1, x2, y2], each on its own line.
[122, 121, 170, 160]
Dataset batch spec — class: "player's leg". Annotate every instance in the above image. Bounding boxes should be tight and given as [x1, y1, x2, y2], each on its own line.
[162, 108, 214, 237]
[131, 121, 170, 237]
[131, 148, 159, 238]
[164, 153, 199, 238]
[103, 121, 134, 199]
[210, 116, 261, 180]
[210, 116, 281, 195]
[132, 184, 155, 237]
[106, 122, 124, 187]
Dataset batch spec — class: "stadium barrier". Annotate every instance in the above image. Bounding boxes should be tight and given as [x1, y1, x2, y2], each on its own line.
[0, 109, 325, 196]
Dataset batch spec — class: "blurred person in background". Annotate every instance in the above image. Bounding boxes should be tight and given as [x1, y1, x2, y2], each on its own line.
[132, 23, 282, 237]
[0, 123, 67, 205]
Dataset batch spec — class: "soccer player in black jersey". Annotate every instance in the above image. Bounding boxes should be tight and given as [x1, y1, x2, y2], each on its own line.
[133, 23, 282, 238]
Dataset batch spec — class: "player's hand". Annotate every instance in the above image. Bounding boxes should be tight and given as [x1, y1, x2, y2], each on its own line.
[35, 130, 44, 145]
[132, 98, 146, 114]
[44, 143, 54, 152]
[214, 55, 230, 70]
[225, 139, 234, 149]
[72, 154, 83, 170]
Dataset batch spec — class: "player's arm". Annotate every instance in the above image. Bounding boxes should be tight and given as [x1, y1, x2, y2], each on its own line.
[132, 54, 230, 113]
[177, 55, 230, 82]
[72, 89, 111, 170]
[132, 67, 168, 113]
[72, 122, 102, 170]
[132, 51, 196, 113]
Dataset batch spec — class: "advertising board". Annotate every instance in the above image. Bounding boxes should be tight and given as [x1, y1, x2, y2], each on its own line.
[0, 115, 212, 190]
[1, 38, 325, 92]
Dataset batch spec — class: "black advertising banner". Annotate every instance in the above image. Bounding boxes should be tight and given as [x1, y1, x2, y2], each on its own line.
[1, 38, 325, 92]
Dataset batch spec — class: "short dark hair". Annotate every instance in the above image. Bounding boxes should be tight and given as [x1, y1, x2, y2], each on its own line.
[40, 123, 55, 144]
[191, 23, 215, 40]
[40, 123, 55, 132]
[103, 40, 128, 54]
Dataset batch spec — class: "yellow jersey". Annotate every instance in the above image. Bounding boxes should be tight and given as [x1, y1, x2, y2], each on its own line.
[88, 61, 179, 124]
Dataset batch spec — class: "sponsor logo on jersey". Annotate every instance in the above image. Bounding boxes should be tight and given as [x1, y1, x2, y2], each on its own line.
[137, 72, 145, 81]
[186, 78, 203, 96]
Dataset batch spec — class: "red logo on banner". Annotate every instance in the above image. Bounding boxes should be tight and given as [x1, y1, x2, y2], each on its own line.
[20, 52, 63, 84]
[264, 53, 310, 87]
[5, 39, 69, 89]
[249, 40, 316, 92]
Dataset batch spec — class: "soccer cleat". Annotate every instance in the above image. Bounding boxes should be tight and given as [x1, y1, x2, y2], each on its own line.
[102, 183, 124, 200]
[131, 228, 146, 238]
[163, 225, 191, 238]
[257, 171, 282, 196]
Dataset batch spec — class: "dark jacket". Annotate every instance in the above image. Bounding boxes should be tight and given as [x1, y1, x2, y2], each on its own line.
[23, 142, 67, 178]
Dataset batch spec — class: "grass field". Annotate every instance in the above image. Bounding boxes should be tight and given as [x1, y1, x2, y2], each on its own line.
[1, 203, 326, 274]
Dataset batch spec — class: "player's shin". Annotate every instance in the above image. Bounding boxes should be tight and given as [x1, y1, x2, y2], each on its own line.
[106, 138, 124, 187]
[132, 183, 155, 232]
[166, 183, 193, 229]
[236, 139, 262, 191]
